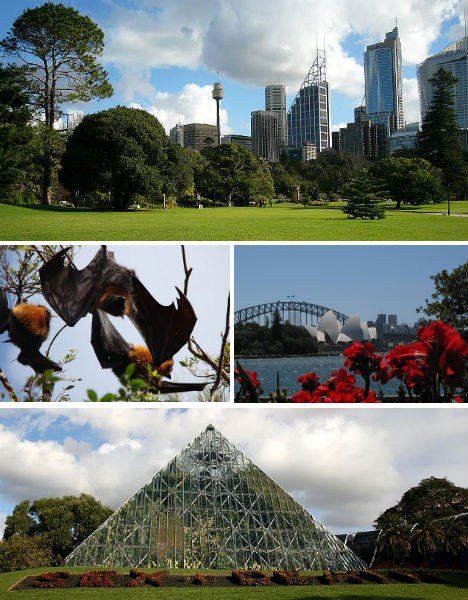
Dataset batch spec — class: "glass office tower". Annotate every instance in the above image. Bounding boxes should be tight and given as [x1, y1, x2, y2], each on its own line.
[364, 27, 404, 133]
[287, 49, 330, 152]
[418, 36, 468, 129]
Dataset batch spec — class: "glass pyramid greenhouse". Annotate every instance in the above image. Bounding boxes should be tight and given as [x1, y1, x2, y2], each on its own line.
[65, 425, 366, 570]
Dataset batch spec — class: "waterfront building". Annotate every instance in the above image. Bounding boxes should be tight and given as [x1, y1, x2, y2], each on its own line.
[418, 35, 468, 128]
[265, 84, 287, 147]
[183, 123, 218, 150]
[287, 48, 330, 152]
[364, 26, 404, 133]
[251, 110, 279, 161]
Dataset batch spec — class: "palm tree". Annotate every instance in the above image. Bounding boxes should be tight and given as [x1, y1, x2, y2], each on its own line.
[375, 512, 411, 565]
[438, 516, 468, 559]
[410, 513, 443, 566]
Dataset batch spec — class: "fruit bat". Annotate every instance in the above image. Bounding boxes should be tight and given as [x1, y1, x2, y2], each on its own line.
[39, 246, 134, 326]
[0, 289, 61, 372]
[91, 309, 207, 394]
[40, 245, 197, 368]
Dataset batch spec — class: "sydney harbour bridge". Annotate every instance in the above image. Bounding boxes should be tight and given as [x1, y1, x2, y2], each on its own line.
[234, 300, 349, 327]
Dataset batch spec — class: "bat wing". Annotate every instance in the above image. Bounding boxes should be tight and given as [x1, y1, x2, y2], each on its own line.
[0, 289, 11, 334]
[40, 247, 108, 326]
[159, 380, 208, 394]
[129, 277, 196, 366]
[91, 309, 132, 374]
[17, 349, 62, 373]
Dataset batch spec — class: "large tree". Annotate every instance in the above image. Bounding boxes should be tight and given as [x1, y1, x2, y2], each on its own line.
[416, 68, 468, 198]
[417, 261, 468, 340]
[0, 64, 34, 196]
[60, 106, 188, 210]
[0, 2, 113, 204]
[195, 143, 267, 205]
[371, 157, 443, 208]
[3, 494, 113, 562]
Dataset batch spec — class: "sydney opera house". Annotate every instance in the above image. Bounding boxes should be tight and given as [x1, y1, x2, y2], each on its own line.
[304, 310, 377, 344]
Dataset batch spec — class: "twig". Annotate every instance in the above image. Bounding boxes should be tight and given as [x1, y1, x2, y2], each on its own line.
[0, 368, 19, 401]
[210, 293, 230, 398]
[189, 337, 229, 383]
[181, 245, 193, 296]
[46, 323, 68, 357]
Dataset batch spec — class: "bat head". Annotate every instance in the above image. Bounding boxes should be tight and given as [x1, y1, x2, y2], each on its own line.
[156, 358, 174, 380]
[97, 286, 132, 317]
[127, 345, 153, 375]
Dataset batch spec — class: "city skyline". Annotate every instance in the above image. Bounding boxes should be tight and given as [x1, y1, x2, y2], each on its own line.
[234, 245, 468, 327]
[1, 1, 467, 136]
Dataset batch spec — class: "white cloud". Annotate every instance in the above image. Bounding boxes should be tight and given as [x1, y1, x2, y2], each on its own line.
[1, 407, 467, 537]
[102, 0, 464, 106]
[131, 83, 232, 133]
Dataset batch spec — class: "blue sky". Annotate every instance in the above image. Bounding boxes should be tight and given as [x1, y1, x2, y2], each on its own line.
[0, 245, 230, 401]
[235, 244, 468, 326]
[0, 406, 467, 539]
[1, 1, 467, 134]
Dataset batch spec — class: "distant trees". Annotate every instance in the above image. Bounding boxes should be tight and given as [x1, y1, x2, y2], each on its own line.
[416, 68, 468, 197]
[60, 107, 192, 210]
[0, 2, 113, 205]
[374, 477, 468, 568]
[235, 320, 319, 357]
[2, 494, 113, 567]
[371, 157, 443, 208]
[195, 143, 274, 205]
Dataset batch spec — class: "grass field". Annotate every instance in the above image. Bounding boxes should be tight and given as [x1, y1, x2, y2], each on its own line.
[1, 201, 467, 241]
[2, 567, 468, 599]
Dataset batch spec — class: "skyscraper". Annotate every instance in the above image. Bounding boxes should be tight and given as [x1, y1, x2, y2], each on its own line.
[364, 26, 403, 133]
[418, 36, 468, 129]
[265, 84, 287, 147]
[287, 48, 330, 152]
[251, 110, 279, 161]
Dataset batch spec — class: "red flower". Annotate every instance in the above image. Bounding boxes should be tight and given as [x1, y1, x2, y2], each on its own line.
[291, 390, 315, 403]
[297, 371, 320, 392]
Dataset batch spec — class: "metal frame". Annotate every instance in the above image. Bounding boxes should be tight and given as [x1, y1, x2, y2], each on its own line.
[65, 425, 366, 571]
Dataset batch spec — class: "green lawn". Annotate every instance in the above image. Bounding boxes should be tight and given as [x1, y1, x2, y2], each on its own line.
[1, 201, 467, 241]
[2, 567, 468, 599]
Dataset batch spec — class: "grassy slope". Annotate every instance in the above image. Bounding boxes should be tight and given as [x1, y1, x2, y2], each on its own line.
[2, 568, 468, 599]
[1, 202, 467, 241]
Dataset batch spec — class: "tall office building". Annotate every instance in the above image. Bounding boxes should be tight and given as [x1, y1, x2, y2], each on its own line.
[364, 26, 403, 133]
[287, 49, 330, 152]
[251, 110, 279, 161]
[265, 84, 287, 147]
[418, 36, 468, 128]
[182, 123, 218, 151]
[169, 123, 184, 146]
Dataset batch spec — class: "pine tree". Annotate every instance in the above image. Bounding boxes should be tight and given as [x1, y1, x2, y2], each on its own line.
[416, 68, 468, 197]
[342, 173, 387, 220]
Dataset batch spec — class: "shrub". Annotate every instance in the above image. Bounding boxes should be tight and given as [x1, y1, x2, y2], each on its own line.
[388, 570, 420, 583]
[79, 570, 116, 587]
[358, 570, 389, 584]
[231, 569, 271, 586]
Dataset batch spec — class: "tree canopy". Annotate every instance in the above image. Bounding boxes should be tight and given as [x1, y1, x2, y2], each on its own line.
[60, 106, 190, 210]
[342, 173, 387, 219]
[3, 494, 113, 562]
[417, 261, 468, 340]
[0, 2, 113, 204]
[370, 157, 443, 208]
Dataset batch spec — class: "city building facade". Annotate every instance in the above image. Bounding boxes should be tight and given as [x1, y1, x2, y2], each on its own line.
[182, 123, 218, 151]
[287, 49, 330, 152]
[265, 84, 288, 147]
[169, 123, 184, 146]
[364, 26, 404, 134]
[251, 110, 279, 161]
[221, 134, 252, 151]
[418, 35, 468, 129]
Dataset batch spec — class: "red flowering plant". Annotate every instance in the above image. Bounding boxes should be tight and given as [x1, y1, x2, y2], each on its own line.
[343, 341, 387, 398]
[384, 321, 468, 402]
[291, 368, 380, 403]
[235, 360, 263, 402]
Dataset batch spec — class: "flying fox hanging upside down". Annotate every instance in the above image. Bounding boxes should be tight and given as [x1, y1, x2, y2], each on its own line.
[0, 289, 61, 372]
[91, 309, 207, 394]
[39, 246, 200, 387]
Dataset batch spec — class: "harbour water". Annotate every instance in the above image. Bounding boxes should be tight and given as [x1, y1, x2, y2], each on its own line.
[236, 354, 402, 397]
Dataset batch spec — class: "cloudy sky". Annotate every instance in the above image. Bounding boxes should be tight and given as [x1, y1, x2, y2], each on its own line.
[235, 243, 468, 326]
[0, 245, 230, 401]
[1, 0, 467, 134]
[0, 405, 466, 540]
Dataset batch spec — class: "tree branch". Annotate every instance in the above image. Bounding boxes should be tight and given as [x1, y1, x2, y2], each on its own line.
[0, 368, 19, 401]
[210, 292, 230, 398]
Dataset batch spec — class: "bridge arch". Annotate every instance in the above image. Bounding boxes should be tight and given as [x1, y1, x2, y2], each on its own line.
[234, 301, 349, 327]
